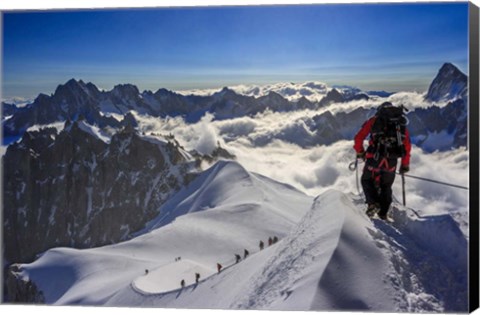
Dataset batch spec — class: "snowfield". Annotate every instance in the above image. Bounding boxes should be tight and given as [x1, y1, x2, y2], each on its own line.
[15, 161, 468, 312]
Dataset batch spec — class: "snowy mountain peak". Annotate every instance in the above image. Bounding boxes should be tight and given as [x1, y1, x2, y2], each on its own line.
[112, 83, 140, 97]
[214, 87, 238, 99]
[425, 63, 467, 102]
[439, 62, 460, 74]
[171, 160, 257, 210]
[153, 87, 176, 97]
[265, 90, 285, 98]
[54, 78, 78, 94]
[54, 78, 97, 99]
[319, 88, 345, 106]
[65, 78, 85, 88]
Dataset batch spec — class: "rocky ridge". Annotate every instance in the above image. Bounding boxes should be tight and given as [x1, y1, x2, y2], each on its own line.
[3, 119, 194, 264]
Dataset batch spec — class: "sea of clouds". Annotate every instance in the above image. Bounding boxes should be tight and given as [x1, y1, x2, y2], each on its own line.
[2, 96, 33, 107]
[177, 81, 451, 110]
[133, 105, 469, 235]
[177, 81, 329, 102]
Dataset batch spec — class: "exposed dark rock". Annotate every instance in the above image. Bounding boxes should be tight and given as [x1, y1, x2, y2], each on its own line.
[3, 120, 192, 264]
[257, 91, 292, 112]
[2, 102, 18, 117]
[425, 63, 467, 102]
[6, 264, 45, 303]
[346, 93, 369, 101]
[319, 89, 345, 107]
[295, 96, 316, 110]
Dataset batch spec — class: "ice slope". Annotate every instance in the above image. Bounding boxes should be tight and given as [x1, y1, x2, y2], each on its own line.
[16, 161, 468, 312]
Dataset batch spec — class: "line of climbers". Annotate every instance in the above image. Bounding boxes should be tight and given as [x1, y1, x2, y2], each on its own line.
[216, 235, 279, 274]
[175, 235, 280, 289]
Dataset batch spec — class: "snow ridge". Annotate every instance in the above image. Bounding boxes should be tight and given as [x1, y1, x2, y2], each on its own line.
[10, 162, 468, 312]
[232, 190, 394, 311]
[231, 190, 348, 310]
[372, 205, 468, 312]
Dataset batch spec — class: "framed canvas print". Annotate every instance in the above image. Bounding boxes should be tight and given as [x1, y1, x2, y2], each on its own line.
[1, 0, 479, 314]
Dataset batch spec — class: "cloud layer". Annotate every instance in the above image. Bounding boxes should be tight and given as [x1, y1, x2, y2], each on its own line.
[132, 105, 469, 236]
[177, 81, 451, 110]
[177, 81, 330, 102]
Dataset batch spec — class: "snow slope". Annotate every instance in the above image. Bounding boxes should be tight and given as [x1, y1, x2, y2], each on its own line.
[231, 191, 395, 311]
[17, 161, 312, 304]
[15, 161, 468, 312]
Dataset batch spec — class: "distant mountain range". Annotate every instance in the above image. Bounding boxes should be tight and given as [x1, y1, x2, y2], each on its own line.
[2, 63, 468, 150]
[0, 82, 379, 136]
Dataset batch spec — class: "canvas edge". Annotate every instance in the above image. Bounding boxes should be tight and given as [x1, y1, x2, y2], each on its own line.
[469, 1, 480, 313]
[0, 2, 477, 313]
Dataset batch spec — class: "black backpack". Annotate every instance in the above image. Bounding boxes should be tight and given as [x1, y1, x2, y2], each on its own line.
[370, 105, 408, 159]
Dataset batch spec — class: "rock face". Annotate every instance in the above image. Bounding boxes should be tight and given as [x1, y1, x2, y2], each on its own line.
[319, 88, 345, 106]
[6, 264, 45, 303]
[2, 79, 121, 138]
[2, 102, 19, 117]
[3, 120, 193, 264]
[425, 63, 467, 102]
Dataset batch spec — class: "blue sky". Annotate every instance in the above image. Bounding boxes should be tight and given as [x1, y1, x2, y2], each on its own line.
[2, 2, 469, 99]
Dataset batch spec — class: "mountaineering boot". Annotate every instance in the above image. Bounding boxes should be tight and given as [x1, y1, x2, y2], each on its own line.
[366, 203, 379, 218]
[378, 213, 387, 220]
[377, 211, 394, 222]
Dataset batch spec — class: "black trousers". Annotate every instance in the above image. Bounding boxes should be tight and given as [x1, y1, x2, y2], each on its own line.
[361, 158, 397, 216]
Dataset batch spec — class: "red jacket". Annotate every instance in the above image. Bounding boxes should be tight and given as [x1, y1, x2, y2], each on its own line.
[354, 116, 411, 166]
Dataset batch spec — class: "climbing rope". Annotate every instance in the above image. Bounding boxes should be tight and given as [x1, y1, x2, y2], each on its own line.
[349, 160, 468, 191]
[349, 158, 467, 217]
[394, 172, 468, 190]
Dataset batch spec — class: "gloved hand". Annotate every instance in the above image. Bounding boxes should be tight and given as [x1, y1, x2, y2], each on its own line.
[399, 164, 409, 174]
[356, 151, 366, 161]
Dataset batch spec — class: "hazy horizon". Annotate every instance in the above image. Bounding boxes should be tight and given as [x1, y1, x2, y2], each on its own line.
[2, 3, 469, 100]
